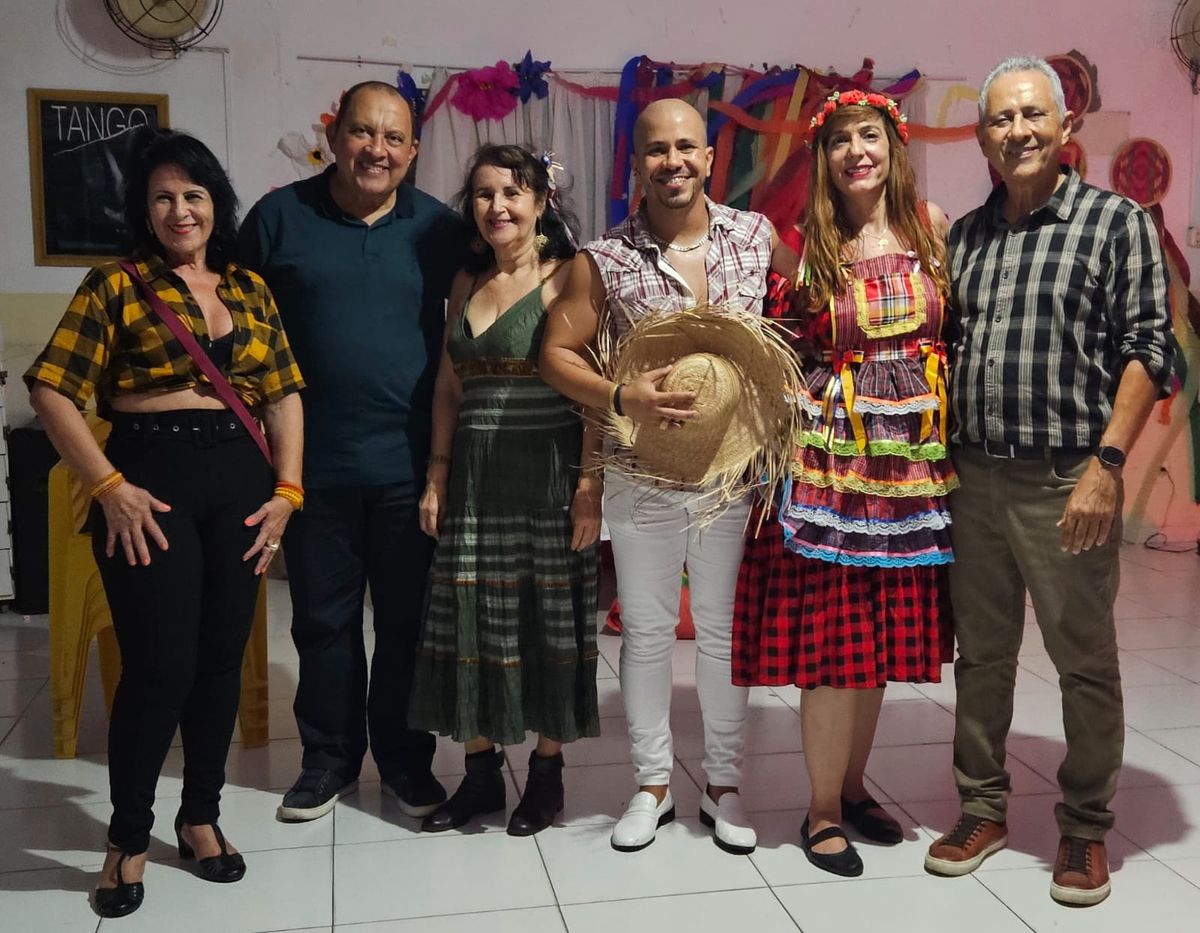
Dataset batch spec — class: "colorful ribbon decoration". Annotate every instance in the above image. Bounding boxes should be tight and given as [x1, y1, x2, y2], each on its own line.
[920, 340, 949, 444]
[824, 350, 868, 453]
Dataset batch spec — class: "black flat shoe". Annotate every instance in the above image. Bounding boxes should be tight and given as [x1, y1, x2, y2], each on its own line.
[175, 812, 247, 883]
[841, 794, 903, 845]
[93, 850, 145, 918]
[801, 816, 864, 877]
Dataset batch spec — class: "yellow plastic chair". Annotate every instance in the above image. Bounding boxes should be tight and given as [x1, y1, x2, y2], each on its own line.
[47, 415, 269, 758]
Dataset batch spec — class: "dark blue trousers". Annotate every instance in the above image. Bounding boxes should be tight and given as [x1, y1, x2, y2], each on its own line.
[282, 483, 436, 782]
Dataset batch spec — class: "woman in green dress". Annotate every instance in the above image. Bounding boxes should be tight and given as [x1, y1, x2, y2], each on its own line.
[412, 144, 602, 836]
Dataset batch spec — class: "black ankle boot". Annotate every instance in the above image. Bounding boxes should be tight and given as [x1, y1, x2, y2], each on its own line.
[421, 747, 506, 832]
[507, 750, 564, 836]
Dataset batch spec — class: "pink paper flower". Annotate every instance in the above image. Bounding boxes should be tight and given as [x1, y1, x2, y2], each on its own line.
[451, 61, 520, 121]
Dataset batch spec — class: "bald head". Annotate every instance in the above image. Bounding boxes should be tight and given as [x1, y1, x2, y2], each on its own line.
[631, 98, 713, 213]
[634, 99, 707, 154]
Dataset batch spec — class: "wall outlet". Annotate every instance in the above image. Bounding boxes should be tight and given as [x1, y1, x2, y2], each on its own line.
[1189, 227, 1200, 249]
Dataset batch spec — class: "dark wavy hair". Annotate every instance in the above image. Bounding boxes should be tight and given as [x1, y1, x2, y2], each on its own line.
[123, 128, 239, 272]
[456, 144, 579, 274]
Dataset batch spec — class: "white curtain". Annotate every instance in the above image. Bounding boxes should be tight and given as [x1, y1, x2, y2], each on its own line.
[414, 69, 616, 243]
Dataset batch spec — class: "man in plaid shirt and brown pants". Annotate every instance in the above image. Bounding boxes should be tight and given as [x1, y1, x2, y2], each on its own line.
[924, 56, 1173, 906]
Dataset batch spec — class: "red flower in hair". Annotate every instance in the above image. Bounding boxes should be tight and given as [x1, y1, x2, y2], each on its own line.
[807, 89, 909, 146]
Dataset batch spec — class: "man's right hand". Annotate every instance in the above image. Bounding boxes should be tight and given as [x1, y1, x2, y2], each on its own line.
[619, 364, 697, 424]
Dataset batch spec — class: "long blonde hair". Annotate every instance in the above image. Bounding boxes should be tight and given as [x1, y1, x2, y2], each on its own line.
[802, 108, 949, 310]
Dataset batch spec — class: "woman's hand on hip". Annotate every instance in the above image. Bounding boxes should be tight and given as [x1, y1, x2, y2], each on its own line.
[101, 482, 172, 566]
[243, 496, 295, 575]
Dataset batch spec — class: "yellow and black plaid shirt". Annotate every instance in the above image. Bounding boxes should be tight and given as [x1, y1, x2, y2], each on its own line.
[25, 253, 305, 410]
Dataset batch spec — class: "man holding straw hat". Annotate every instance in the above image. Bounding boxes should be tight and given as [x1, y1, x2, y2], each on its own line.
[541, 98, 797, 855]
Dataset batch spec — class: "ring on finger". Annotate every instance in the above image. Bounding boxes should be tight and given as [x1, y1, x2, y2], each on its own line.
[264, 541, 280, 552]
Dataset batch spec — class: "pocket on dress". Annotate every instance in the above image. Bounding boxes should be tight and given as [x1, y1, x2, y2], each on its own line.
[852, 271, 927, 338]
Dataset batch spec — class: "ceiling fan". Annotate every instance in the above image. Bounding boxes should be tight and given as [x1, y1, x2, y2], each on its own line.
[103, 0, 224, 57]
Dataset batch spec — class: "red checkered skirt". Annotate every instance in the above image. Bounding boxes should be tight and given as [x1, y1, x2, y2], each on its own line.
[733, 505, 954, 687]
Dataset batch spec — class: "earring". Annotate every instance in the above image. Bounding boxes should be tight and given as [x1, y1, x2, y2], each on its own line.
[470, 235, 488, 254]
[533, 217, 549, 253]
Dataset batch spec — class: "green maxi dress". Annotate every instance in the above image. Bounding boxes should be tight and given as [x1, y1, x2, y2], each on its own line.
[410, 282, 600, 746]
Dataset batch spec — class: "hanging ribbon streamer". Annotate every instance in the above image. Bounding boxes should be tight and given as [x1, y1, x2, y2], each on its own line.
[610, 56, 648, 226]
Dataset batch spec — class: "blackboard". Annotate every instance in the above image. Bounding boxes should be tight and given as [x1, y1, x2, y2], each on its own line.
[27, 88, 169, 267]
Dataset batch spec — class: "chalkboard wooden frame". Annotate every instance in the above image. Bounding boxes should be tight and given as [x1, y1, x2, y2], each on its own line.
[27, 88, 170, 267]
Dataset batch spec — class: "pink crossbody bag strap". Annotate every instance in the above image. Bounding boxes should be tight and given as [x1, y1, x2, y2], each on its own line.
[118, 260, 274, 466]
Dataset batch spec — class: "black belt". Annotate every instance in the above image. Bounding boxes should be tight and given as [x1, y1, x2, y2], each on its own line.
[109, 409, 251, 446]
[967, 440, 1092, 461]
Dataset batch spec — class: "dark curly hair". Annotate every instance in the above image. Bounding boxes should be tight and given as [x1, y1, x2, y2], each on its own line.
[456, 144, 579, 274]
[123, 128, 239, 272]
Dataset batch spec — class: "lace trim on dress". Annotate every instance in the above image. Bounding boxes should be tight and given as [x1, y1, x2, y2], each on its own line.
[783, 504, 952, 535]
[794, 433, 948, 462]
[791, 465, 960, 498]
[787, 542, 955, 567]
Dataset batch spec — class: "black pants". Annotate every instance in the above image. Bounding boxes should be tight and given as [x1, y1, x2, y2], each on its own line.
[95, 411, 271, 854]
[283, 483, 436, 782]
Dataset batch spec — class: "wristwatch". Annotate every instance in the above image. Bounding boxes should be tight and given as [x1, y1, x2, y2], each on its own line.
[1096, 445, 1126, 469]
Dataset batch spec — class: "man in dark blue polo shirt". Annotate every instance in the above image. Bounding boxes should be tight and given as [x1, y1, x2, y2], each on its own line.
[239, 80, 465, 822]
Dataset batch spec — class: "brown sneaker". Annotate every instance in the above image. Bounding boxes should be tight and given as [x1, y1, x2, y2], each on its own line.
[1050, 836, 1110, 906]
[924, 813, 1008, 876]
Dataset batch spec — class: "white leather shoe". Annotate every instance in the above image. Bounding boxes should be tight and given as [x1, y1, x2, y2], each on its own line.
[611, 790, 675, 852]
[699, 791, 757, 854]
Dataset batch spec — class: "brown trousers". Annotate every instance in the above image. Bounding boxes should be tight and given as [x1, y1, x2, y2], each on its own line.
[948, 445, 1123, 839]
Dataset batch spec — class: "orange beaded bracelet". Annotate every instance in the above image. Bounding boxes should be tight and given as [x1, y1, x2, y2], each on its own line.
[90, 470, 125, 500]
[273, 482, 304, 510]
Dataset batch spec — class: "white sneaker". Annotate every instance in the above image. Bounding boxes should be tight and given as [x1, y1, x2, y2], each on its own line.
[611, 790, 675, 852]
[699, 791, 757, 854]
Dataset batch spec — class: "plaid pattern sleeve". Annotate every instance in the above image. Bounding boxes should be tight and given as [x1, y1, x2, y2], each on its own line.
[1110, 206, 1172, 389]
[24, 266, 119, 408]
[24, 258, 304, 410]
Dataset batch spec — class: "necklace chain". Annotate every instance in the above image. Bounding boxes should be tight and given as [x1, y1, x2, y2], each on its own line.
[652, 230, 712, 253]
[858, 227, 890, 250]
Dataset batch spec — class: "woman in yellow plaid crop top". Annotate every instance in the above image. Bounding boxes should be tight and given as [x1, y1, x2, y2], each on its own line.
[24, 130, 304, 918]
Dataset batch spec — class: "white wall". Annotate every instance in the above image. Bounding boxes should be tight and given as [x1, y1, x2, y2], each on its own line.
[2, 0, 1198, 537]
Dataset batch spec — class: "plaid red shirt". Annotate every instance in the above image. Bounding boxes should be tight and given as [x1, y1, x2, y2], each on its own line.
[586, 198, 774, 345]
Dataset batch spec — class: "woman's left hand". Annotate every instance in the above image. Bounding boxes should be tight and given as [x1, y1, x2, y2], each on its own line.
[243, 496, 295, 575]
[569, 479, 603, 551]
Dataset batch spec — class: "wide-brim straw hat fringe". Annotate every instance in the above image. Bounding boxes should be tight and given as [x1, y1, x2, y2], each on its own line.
[596, 304, 804, 524]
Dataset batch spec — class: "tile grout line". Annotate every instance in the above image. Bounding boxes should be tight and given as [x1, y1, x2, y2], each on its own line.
[530, 824, 570, 931]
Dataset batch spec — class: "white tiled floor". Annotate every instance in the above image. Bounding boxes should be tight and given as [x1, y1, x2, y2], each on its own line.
[2, 545, 1199, 931]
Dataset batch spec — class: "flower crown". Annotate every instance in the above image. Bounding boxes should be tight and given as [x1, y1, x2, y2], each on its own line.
[807, 89, 910, 146]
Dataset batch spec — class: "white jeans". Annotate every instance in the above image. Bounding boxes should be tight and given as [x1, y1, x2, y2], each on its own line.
[604, 471, 751, 787]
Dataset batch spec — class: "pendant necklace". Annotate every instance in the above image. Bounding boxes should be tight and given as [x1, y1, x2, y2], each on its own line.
[859, 227, 889, 250]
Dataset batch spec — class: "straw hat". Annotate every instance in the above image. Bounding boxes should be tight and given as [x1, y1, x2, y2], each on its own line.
[603, 305, 802, 498]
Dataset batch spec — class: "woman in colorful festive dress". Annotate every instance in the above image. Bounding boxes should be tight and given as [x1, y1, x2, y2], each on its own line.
[734, 90, 955, 876]
[411, 145, 601, 837]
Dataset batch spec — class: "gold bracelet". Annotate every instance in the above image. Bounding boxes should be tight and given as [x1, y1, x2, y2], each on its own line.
[90, 470, 125, 500]
[428, 453, 452, 466]
[273, 485, 304, 510]
[608, 382, 619, 413]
